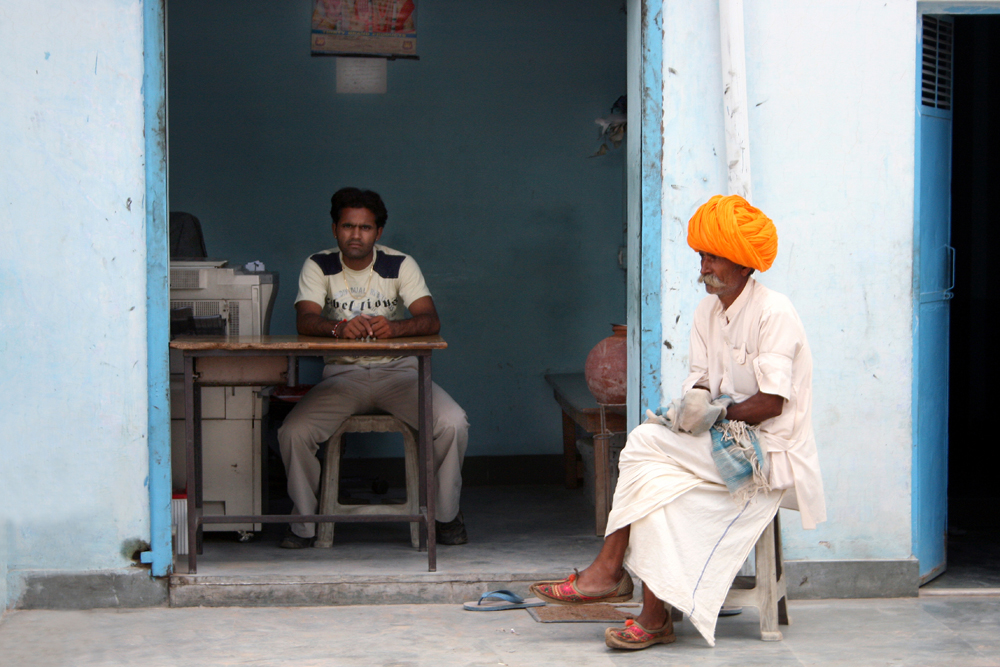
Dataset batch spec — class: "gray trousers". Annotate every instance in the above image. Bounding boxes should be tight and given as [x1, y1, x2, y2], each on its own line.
[277, 357, 469, 538]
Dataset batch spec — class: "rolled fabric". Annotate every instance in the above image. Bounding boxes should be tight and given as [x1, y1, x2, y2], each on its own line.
[687, 194, 778, 272]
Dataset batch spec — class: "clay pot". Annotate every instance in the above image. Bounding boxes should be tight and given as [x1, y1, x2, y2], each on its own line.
[584, 324, 627, 405]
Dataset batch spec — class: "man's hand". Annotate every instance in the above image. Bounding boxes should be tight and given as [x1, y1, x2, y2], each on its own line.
[339, 315, 376, 339]
[367, 316, 394, 339]
[295, 302, 378, 338]
[336, 315, 402, 339]
[294, 296, 441, 340]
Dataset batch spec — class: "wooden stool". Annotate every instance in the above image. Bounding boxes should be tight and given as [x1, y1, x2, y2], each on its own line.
[314, 415, 420, 549]
[723, 513, 790, 641]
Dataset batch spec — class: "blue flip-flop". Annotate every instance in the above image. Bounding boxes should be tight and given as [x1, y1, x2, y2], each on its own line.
[463, 590, 546, 611]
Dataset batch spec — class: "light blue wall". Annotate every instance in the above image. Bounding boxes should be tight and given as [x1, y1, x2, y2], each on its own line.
[0, 0, 150, 607]
[743, 0, 917, 562]
[0, 520, 8, 614]
[167, 1, 628, 456]
[657, 0, 728, 402]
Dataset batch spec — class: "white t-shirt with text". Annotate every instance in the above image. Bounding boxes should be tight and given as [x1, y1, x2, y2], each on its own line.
[295, 244, 431, 365]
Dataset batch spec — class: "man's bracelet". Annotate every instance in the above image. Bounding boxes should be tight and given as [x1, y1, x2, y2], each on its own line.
[332, 319, 346, 338]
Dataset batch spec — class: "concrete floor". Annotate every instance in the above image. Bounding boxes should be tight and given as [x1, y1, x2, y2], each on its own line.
[170, 483, 1000, 606]
[2, 595, 999, 666]
[4, 484, 998, 665]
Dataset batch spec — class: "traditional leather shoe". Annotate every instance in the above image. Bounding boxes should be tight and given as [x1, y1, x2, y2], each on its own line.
[530, 569, 634, 605]
[279, 529, 314, 549]
[605, 618, 676, 650]
[436, 511, 468, 545]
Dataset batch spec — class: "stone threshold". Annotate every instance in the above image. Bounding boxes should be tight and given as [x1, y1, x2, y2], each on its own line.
[168, 572, 563, 607]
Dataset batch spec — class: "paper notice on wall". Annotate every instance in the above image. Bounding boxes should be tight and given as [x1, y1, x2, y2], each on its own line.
[336, 57, 387, 94]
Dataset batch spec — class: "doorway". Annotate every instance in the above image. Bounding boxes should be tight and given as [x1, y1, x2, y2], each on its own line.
[159, 0, 633, 567]
[939, 14, 1000, 589]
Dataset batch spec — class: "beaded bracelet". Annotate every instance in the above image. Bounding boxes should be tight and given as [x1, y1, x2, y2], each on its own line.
[332, 319, 347, 338]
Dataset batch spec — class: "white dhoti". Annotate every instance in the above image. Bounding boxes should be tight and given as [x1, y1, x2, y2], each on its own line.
[605, 423, 784, 646]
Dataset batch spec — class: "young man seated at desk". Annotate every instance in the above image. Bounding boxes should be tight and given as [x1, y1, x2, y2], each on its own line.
[277, 187, 469, 547]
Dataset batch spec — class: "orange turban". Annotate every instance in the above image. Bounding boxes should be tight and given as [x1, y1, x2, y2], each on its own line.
[687, 195, 778, 272]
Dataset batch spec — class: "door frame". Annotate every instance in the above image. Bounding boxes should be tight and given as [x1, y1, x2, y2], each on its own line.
[141, 0, 659, 574]
[626, 0, 664, 430]
[143, 0, 171, 577]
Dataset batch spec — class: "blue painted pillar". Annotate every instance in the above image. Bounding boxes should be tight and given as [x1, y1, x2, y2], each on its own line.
[626, 0, 664, 428]
[141, 0, 172, 576]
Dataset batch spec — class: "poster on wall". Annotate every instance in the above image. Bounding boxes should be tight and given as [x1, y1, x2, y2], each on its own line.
[311, 0, 417, 57]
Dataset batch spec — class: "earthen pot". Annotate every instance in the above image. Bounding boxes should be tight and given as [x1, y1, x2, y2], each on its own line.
[584, 324, 627, 405]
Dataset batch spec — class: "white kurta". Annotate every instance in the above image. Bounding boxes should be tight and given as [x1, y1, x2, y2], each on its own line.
[604, 278, 825, 646]
[684, 277, 825, 529]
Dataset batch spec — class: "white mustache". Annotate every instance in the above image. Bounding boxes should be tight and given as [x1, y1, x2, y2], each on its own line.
[698, 274, 726, 288]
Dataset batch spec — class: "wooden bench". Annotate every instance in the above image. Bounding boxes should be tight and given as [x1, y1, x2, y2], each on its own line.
[545, 373, 627, 535]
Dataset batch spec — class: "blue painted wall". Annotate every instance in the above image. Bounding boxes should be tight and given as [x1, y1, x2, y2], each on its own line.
[167, 0, 628, 456]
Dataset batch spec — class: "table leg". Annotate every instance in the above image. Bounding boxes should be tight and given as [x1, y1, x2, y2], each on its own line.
[184, 355, 198, 574]
[193, 380, 203, 556]
[418, 353, 436, 572]
[593, 434, 609, 536]
[562, 410, 580, 489]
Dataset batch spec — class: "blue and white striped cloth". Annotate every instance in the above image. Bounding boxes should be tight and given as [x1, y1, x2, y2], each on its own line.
[709, 418, 770, 504]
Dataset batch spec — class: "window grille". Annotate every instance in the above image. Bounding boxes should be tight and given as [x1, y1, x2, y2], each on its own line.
[922, 16, 953, 111]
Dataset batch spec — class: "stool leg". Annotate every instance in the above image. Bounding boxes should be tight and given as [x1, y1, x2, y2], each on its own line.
[409, 522, 420, 549]
[774, 513, 790, 626]
[756, 518, 782, 641]
[314, 435, 345, 549]
[777, 593, 790, 627]
[401, 427, 421, 549]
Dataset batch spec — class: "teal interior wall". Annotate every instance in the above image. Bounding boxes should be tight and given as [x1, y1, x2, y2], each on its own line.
[168, 1, 627, 456]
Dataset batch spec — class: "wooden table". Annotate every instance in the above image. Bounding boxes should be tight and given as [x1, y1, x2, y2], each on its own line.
[170, 335, 447, 573]
[544, 373, 627, 535]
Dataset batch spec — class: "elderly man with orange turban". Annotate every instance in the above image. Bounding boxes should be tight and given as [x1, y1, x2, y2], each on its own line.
[530, 195, 825, 650]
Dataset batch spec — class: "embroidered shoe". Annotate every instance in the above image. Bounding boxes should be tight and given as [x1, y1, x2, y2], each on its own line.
[604, 618, 676, 650]
[529, 569, 634, 605]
